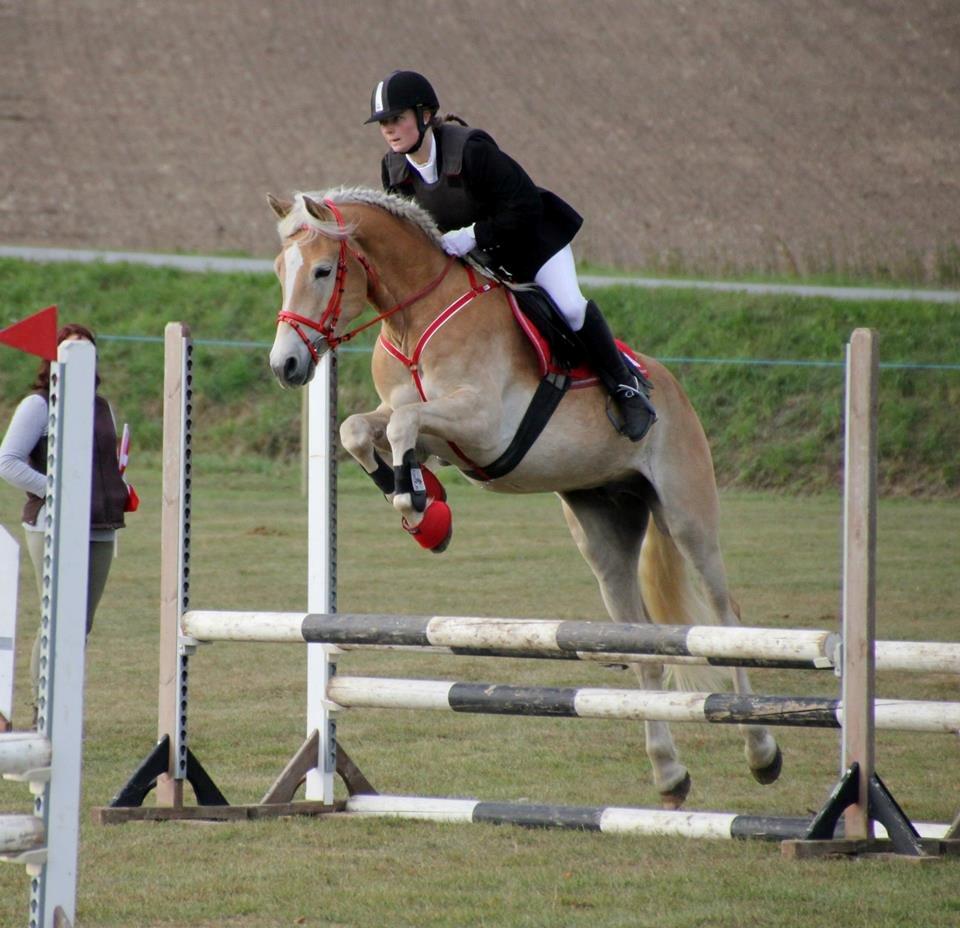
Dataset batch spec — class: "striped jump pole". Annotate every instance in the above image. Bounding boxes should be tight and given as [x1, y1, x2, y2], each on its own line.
[181, 610, 960, 675]
[323, 676, 960, 734]
[0, 335, 96, 928]
[345, 795, 952, 846]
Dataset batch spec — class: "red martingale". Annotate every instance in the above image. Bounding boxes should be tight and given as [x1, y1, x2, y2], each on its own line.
[378, 265, 498, 473]
[275, 198, 457, 361]
[377, 265, 497, 400]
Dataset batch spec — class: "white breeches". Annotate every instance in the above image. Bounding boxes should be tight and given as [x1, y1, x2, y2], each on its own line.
[533, 244, 588, 331]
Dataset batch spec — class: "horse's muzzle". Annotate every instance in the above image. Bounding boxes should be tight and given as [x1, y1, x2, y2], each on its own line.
[270, 349, 315, 388]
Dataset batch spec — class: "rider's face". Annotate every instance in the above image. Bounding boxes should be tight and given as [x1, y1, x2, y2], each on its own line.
[379, 110, 421, 154]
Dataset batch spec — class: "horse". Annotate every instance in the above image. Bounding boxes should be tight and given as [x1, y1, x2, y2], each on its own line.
[265, 186, 782, 808]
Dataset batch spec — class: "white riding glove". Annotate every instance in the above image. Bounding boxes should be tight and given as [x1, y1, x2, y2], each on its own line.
[440, 224, 477, 257]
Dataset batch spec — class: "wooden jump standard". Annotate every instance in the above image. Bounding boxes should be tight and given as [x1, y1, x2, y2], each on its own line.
[97, 324, 960, 858]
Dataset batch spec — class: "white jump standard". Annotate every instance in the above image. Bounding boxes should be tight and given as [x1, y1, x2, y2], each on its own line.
[101, 324, 960, 857]
[0, 335, 97, 928]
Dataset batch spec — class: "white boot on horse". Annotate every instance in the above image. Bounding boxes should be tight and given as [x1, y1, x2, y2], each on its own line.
[266, 187, 783, 808]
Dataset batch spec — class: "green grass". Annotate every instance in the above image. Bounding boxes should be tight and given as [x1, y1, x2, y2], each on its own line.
[2, 258, 959, 494]
[1, 461, 959, 927]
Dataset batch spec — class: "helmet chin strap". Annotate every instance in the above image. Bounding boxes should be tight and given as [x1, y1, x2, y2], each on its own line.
[403, 106, 431, 155]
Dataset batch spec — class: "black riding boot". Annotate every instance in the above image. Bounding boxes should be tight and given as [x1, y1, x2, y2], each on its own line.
[577, 301, 656, 442]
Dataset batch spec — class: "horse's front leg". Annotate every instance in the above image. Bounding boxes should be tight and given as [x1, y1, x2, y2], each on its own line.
[385, 388, 498, 549]
[340, 405, 395, 495]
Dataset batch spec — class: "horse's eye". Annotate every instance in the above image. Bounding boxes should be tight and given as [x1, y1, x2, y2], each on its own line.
[313, 266, 332, 280]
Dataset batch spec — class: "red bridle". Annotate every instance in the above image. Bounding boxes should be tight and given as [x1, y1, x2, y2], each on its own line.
[275, 198, 457, 361]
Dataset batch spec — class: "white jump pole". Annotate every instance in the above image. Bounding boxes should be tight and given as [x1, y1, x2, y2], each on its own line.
[0, 338, 95, 928]
[0, 527, 18, 732]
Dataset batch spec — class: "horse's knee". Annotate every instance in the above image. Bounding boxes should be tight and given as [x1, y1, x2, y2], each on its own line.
[340, 415, 376, 463]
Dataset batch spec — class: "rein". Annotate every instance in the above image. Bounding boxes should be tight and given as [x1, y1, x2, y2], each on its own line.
[276, 198, 457, 361]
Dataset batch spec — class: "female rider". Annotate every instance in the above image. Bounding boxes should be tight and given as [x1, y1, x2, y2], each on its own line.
[366, 69, 655, 442]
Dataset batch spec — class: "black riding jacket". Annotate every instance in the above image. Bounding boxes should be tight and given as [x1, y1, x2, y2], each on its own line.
[381, 123, 583, 281]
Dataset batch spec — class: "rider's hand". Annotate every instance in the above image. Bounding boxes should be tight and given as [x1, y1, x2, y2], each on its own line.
[440, 225, 477, 257]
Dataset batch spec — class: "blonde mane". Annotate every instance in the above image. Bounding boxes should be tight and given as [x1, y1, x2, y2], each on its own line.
[276, 186, 443, 247]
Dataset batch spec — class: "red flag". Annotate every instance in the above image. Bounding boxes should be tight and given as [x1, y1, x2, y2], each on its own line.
[0, 305, 59, 361]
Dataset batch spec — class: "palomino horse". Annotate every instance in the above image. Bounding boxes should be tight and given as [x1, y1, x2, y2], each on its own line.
[266, 187, 782, 807]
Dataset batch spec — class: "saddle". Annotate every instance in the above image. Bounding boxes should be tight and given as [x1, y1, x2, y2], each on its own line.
[507, 284, 583, 370]
[457, 264, 650, 482]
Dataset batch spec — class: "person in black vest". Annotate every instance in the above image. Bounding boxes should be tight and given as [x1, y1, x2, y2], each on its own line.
[0, 323, 136, 723]
[366, 69, 656, 442]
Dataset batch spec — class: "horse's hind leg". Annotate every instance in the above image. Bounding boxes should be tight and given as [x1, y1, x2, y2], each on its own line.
[649, 482, 782, 784]
[559, 487, 691, 808]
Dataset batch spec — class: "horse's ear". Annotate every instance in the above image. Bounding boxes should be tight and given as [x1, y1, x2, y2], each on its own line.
[302, 196, 326, 222]
[267, 193, 293, 219]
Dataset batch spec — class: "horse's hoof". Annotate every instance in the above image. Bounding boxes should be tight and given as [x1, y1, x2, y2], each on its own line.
[402, 500, 453, 552]
[430, 527, 453, 554]
[659, 773, 691, 810]
[751, 746, 783, 785]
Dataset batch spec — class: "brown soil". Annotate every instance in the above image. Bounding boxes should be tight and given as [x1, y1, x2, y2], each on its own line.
[1, 1, 958, 279]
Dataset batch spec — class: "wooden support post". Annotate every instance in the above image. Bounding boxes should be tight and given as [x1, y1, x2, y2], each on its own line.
[783, 329, 940, 859]
[841, 326, 878, 840]
[156, 322, 192, 807]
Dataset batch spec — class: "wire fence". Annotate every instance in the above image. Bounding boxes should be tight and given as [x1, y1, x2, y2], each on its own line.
[96, 333, 960, 372]
[4, 245, 958, 371]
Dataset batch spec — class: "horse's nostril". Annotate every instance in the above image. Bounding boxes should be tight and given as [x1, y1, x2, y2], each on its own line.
[283, 356, 300, 381]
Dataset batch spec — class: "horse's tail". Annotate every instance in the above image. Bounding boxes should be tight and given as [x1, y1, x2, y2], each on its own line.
[639, 519, 728, 692]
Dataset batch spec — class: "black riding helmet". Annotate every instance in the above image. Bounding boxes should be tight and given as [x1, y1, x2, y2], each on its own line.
[365, 70, 439, 153]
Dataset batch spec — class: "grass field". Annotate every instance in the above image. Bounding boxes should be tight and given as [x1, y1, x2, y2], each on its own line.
[1, 456, 958, 927]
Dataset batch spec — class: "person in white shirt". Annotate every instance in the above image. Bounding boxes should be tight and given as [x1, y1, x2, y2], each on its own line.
[0, 323, 134, 722]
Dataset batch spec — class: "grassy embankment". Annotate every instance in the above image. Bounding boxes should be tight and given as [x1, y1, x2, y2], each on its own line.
[1, 257, 958, 495]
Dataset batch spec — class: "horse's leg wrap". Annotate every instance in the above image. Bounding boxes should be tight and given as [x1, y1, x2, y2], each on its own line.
[366, 452, 396, 495]
[394, 449, 428, 513]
